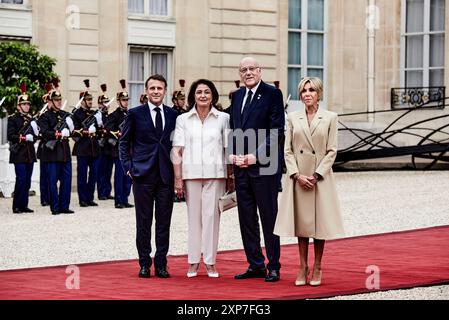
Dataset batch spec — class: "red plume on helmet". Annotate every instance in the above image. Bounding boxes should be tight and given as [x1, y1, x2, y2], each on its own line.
[84, 79, 90, 90]
[20, 83, 27, 95]
[234, 80, 241, 88]
[51, 78, 60, 90]
[100, 84, 107, 93]
[120, 79, 127, 90]
[274, 81, 280, 89]
[44, 82, 53, 93]
[179, 79, 185, 88]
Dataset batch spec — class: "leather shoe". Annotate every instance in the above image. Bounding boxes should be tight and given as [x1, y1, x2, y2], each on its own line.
[155, 267, 170, 278]
[138, 266, 150, 278]
[41, 202, 49, 207]
[115, 204, 124, 209]
[107, 195, 115, 200]
[12, 208, 23, 214]
[51, 210, 60, 215]
[22, 208, 34, 213]
[60, 209, 75, 214]
[80, 202, 89, 207]
[98, 196, 108, 201]
[265, 270, 280, 282]
[87, 201, 98, 206]
[123, 203, 134, 208]
[234, 267, 267, 280]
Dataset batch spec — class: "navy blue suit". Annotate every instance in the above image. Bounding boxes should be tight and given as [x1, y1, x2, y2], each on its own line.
[119, 103, 177, 269]
[229, 81, 285, 272]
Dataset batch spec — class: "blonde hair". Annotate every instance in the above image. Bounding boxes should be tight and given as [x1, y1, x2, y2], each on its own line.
[298, 77, 323, 102]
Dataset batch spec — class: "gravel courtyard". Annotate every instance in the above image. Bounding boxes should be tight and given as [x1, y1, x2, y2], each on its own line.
[1, 171, 448, 300]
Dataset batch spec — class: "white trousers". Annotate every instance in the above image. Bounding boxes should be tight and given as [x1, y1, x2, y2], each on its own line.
[184, 179, 226, 265]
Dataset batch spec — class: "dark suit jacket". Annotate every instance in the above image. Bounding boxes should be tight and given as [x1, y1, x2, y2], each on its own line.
[119, 103, 177, 185]
[229, 81, 285, 177]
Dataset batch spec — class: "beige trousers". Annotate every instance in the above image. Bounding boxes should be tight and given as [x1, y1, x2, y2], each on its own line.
[184, 179, 226, 265]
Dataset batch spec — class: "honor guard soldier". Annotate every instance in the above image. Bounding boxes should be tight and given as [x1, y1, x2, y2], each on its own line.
[171, 79, 187, 115]
[37, 86, 75, 215]
[37, 81, 55, 207]
[96, 84, 114, 201]
[72, 79, 102, 207]
[7, 83, 39, 213]
[105, 79, 132, 209]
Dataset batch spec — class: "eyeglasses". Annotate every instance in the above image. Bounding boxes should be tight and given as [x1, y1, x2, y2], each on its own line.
[239, 66, 260, 74]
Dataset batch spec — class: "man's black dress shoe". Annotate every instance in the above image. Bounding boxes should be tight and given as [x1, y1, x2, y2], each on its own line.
[22, 208, 34, 213]
[115, 204, 124, 209]
[41, 202, 49, 207]
[51, 210, 60, 215]
[138, 266, 150, 278]
[234, 267, 267, 279]
[60, 209, 75, 214]
[155, 267, 170, 278]
[123, 203, 134, 208]
[98, 196, 108, 201]
[80, 202, 89, 207]
[107, 195, 115, 200]
[265, 270, 280, 282]
[13, 208, 23, 214]
[87, 201, 98, 206]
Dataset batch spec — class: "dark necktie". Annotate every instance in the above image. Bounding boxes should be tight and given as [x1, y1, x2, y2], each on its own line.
[155, 107, 163, 137]
[241, 90, 253, 115]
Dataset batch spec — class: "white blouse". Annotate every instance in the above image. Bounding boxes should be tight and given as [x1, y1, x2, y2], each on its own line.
[173, 107, 230, 180]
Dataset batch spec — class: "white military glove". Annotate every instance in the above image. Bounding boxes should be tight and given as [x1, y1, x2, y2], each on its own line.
[65, 117, 75, 133]
[25, 134, 34, 142]
[88, 124, 96, 134]
[61, 128, 70, 138]
[30, 120, 40, 136]
[94, 111, 103, 127]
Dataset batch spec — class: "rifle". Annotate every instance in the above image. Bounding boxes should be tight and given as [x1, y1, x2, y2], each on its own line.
[9, 105, 45, 153]
[284, 94, 291, 111]
[0, 97, 5, 109]
[45, 102, 82, 151]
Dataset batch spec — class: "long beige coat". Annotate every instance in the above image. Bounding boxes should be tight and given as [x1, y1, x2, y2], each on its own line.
[274, 108, 344, 240]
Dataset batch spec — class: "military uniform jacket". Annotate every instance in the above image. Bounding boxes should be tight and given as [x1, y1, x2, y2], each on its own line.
[7, 112, 37, 164]
[71, 107, 100, 157]
[37, 109, 72, 162]
[105, 107, 127, 158]
[98, 110, 113, 156]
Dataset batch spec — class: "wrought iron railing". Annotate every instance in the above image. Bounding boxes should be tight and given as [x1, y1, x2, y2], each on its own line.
[335, 87, 449, 170]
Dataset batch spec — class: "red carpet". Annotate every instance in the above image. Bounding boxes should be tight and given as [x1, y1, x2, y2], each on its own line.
[1, 226, 449, 300]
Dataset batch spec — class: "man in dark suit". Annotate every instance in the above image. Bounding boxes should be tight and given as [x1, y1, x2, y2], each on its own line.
[228, 57, 285, 282]
[119, 74, 178, 279]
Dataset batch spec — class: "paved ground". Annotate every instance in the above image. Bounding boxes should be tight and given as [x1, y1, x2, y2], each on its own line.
[1, 171, 448, 300]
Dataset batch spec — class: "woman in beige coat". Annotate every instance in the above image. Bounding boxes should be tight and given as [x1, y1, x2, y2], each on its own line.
[274, 77, 344, 286]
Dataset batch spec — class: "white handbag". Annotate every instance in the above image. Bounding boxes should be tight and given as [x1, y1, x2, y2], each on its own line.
[218, 191, 237, 213]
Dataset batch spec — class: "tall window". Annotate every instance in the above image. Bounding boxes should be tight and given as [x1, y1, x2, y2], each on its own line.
[402, 0, 445, 87]
[288, 0, 326, 100]
[128, 0, 168, 16]
[129, 48, 171, 107]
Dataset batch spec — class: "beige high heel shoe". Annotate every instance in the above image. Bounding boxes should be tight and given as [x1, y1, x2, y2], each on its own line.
[309, 267, 322, 286]
[294, 266, 309, 286]
[205, 264, 219, 278]
[187, 263, 199, 278]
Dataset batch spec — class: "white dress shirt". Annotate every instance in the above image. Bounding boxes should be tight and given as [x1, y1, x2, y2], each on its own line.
[241, 81, 261, 113]
[173, 107, 230, 180]
[148, 101, 166, 130]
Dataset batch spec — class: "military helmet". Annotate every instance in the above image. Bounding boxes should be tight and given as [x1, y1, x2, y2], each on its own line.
[177, 79, 186, 99]
[17, 83, 30, 105]
[48, 78, 62, 101]
[79, 79, 93, 100]
[116, 79, 129, 101]
[140, 93, 148, 104]
[98, 84, 110, 104]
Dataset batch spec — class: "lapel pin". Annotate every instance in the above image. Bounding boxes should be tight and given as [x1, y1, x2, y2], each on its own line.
[257, 94, 261, 100]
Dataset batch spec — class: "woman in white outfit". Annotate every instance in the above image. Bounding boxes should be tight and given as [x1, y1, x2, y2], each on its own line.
[172, 79, 231, 278]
